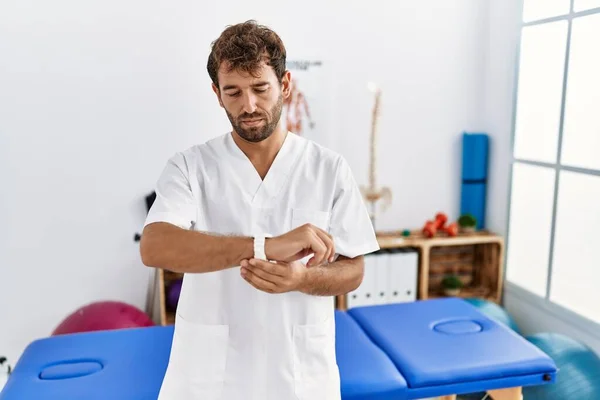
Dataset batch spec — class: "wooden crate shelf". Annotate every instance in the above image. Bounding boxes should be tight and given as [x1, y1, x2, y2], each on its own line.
[154, 269, 182, 326]
[335, 230, 504, 310]
[428, 285, 494, 301]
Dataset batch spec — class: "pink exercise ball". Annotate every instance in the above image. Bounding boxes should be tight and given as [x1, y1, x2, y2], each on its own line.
[52, 301, 155, 336]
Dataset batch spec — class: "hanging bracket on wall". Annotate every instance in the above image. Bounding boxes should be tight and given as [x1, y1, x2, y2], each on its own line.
[133, 191, 157, 242]
[1, 355, 12, 376]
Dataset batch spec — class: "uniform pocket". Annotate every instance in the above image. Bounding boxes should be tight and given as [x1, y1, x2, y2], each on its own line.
[291, 208, 332, 265]
[292, 319, 340, 400]
[291, 208, 331, 232]
[169, 314, 229, 399]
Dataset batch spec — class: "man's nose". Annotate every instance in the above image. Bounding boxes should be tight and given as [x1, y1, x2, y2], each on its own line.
[241, 92, 257, 114]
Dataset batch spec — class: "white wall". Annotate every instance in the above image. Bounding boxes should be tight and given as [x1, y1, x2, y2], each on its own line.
[0, 0, 490, 365]
[483, 1, 522, 237]
[0, 0, 217, 366]
[329, 0, 489, 232]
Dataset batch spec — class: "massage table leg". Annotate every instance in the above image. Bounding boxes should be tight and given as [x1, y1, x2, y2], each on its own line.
[488, 386, 522, 400]
[439, 386, 522, 400]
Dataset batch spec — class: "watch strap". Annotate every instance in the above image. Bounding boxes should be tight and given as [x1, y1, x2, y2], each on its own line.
[253, 236, 267, 260]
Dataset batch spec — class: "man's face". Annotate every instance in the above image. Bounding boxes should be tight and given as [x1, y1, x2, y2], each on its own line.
[213, 61, 290, 143]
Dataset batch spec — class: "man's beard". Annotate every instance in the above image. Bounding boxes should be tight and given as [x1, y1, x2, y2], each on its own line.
[226, 94, 283, 143]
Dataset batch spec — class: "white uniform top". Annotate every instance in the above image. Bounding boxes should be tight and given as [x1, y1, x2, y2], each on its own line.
[145, 131, 380, 400]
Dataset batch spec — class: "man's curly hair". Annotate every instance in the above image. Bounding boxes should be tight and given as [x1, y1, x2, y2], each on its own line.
[207, 20, 287, 89]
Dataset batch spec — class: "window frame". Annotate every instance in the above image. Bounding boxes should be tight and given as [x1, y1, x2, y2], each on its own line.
[505, 0, 600, 332]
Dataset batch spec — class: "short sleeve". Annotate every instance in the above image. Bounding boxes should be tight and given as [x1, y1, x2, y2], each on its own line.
[144, 152, 197, 230]
[329, 156, 380, 259]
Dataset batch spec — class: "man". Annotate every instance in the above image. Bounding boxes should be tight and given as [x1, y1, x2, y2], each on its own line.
[140, 20, 379, 400]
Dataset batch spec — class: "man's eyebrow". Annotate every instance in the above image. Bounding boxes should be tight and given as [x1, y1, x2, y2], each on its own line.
[222, 82, 270, 91]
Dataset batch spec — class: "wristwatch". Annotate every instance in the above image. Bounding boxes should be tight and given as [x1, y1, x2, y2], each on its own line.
[253, 235, 267, 260]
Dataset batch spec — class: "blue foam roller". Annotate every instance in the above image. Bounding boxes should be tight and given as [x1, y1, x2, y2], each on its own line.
[460, 182, 486, 230]
[461, 133, 489, 181]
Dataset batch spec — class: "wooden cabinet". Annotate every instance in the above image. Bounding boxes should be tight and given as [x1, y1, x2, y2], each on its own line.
[336, 231, 505, 310]
[148, 269, 181, 326]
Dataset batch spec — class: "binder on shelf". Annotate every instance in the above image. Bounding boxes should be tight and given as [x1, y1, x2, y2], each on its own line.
[347, 251, 375, 308]
[374, 249, 390, 305]
[387, 248, 418, 304]
[361, 252, 378, 306]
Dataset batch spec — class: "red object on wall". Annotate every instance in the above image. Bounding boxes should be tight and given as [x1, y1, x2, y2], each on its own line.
[51, 301, 155, 336]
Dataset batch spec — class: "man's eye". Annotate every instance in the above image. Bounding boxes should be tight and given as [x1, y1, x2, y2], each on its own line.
[255, 87, 268, 93]
[227, 92, 241, 97]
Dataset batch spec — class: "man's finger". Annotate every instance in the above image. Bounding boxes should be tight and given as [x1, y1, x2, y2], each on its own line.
[313, 228, 335, 264]
[241, 267, 278, 293]
[245, 262, 284, 283]
[247, 258, 287, 277]
[288, 248, 313, 262]
[307, 230, 327, 266]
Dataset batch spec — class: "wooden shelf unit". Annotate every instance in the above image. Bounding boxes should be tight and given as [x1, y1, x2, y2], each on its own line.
[155, 269, 182, 326]
[153, 230, 504, 325]
[336, 230, 505, 310]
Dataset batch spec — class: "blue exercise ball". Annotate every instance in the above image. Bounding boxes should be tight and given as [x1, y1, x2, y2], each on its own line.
[524, 333, 600, 399]
[463, 298, 520, 333]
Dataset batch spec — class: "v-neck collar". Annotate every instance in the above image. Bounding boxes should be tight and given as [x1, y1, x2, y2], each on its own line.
[222, 131, 305, 207]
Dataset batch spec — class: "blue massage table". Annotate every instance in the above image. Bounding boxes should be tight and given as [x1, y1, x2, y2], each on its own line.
[0, 298, 557, 399]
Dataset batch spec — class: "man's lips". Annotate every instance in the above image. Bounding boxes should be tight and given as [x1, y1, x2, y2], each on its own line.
[241, 118, 264, 126]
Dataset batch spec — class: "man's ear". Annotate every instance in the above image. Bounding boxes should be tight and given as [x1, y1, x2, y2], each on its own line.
[212, 82, 224, 108]
[281, 71, 292, 99]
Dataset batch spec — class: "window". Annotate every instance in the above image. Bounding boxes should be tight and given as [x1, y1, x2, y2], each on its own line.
[574, 0, 600, 12]
[506, 1, 600, 325]
[550, 171, 600, 322]
[506, 164, 555, 297]
[513, 21, 568, 164]
[522, 0, 570, 22]
[561, 13, 600, 171]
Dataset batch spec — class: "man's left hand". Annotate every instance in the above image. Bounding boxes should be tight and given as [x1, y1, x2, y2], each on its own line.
[240, 258, 307, 294]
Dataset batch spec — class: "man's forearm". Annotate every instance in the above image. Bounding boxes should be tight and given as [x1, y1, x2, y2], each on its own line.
[140, 222, 254, 273]
[298, 256, 364, 296]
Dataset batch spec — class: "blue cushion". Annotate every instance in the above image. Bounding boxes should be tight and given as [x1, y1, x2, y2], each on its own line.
[335, 310, 407, 399]
[2, 315, 408, 400]
[0, 326, 173, 400]
[348, 298, 557, 397]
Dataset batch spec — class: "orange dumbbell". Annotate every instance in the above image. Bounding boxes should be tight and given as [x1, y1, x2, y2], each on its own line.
[443, 222, 459, 237]
[423, 212, 448, 238]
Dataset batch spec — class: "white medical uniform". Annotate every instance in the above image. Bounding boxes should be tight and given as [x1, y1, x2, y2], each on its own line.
[144, 131, 379, 400]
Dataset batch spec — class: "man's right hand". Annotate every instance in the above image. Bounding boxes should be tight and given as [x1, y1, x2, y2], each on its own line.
[265, 224, 335, 267]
